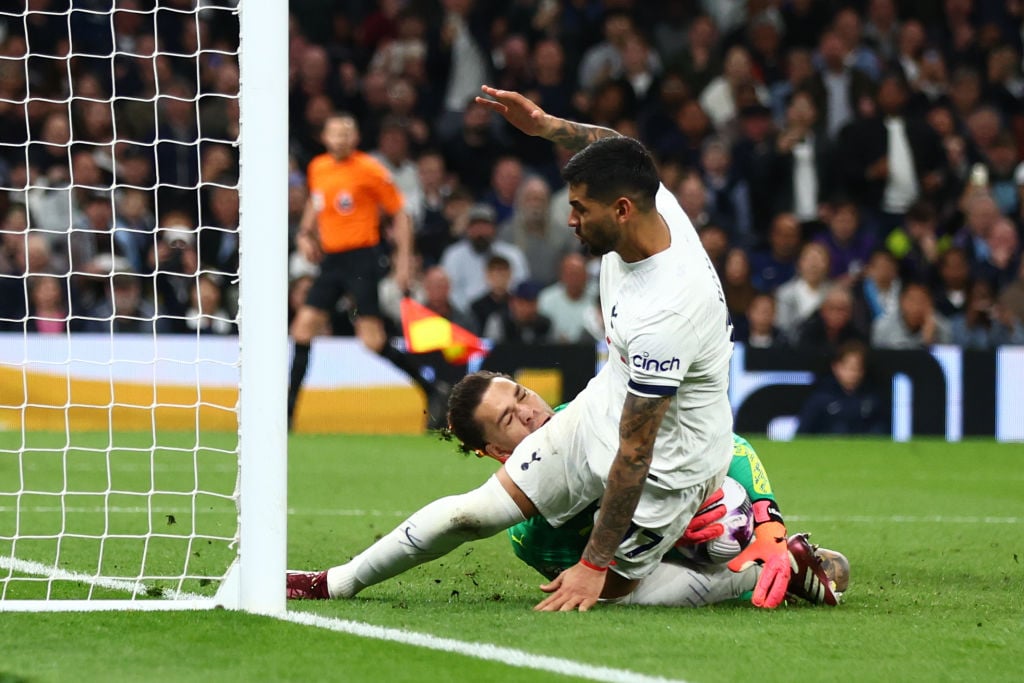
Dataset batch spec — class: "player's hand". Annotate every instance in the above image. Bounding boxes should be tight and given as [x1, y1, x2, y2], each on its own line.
[727, 521, 792, 608]
[297, 233, 323, 265]
[676, 488, 727, 545]
[475, 85, 551, 138]
[534, 561, 605, 612]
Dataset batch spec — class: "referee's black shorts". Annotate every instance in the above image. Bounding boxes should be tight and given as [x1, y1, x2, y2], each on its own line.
[305, 246, 382, 319]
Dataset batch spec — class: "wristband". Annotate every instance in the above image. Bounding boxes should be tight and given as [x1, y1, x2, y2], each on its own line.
[752, 499, 784, 526]
[580, 558, 608, 572]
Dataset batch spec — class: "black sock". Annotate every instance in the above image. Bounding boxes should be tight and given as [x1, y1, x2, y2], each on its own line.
[288, 342, 311, 419]
[378, 343, 435, 395]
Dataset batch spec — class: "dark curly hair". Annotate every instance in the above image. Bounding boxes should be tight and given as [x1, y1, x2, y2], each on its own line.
[443, 370, 510, 455]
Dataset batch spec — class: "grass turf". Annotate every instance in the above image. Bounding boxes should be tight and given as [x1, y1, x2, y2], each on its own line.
[1, 433, 1022, 682]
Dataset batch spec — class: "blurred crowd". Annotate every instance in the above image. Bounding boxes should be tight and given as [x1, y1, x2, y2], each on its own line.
[2, 0, 1024, 361]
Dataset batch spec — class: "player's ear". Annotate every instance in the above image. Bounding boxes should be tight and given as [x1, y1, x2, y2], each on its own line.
[615, 197, 631, 221]
[482, 442, 511, 464]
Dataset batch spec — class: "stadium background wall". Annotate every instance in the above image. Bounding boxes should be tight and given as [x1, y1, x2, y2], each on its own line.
[1, 334, 1020, 440]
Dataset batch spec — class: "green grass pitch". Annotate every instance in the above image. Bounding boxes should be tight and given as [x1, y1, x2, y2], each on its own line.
[1, 432, 1021, 682]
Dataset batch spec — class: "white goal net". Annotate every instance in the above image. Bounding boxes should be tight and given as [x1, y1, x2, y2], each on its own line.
[0, 1, 286, 612]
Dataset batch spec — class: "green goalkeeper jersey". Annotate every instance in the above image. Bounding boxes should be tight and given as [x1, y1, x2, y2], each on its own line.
[506, 429, 776, 580]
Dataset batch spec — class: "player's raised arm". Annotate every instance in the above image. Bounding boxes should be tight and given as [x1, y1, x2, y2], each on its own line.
[476, 85, 621, 153]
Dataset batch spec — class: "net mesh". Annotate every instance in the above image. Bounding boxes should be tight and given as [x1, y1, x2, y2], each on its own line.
[0, 1, 242, 601]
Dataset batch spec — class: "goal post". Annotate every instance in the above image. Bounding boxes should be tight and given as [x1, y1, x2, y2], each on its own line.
[0, 1, 287, 613]
[236, 0, 288, 615]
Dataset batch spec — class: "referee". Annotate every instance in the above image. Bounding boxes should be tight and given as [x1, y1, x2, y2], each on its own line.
[288, 113, 445, 429]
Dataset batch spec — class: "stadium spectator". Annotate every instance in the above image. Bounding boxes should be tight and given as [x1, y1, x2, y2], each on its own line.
[421, 264, 476, 333]
[482, 156, 525, 226]
[371, 117, 423, 214]
[793, 284, 867, 353]
[674, 172, 714, 232]
[872, 281, 951, 348]
[774, 241, 832, 339]
[482, 279, 551, 345]
[721, 247, 757, 328]
[178, 273, 236, 336]
[807, 29, 874, 141]
[796, 340, 888, 435]
[699, 137, 752, 245]
[25, 274, 69, 334]
[537, 253, 597, 344]
[814, 199, 876, 280]
[762, 89, 832, 231]
[951, 192, 1001, 267]
[440, 97, 508, 197]
[835, 73, 946, 238]
[852, 249, 902, 331]
[750, 212, 801, 293]
[410, 150, 455, 268]
[440, 203, 529, 311]
[934, 247, 973, 318]
[150, 217, 200, 323]
[699, 45, 769, 134]
[697, 224, 729, 278]
[736, 293, 786, 349]
[430, 0, 494, 144]
[500, 175, 574, 287]
[84, 270, 166, 335]
[974, 217, 1020, 291]
[949, 279, 1024, 350]
[469, 254, 512, 336]
[885, 199, 947, 284]
[665, 13, 720, 97]
[653, 98, 712, 169]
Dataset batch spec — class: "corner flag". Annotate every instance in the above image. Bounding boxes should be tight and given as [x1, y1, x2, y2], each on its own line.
[400, 298, 487, 364]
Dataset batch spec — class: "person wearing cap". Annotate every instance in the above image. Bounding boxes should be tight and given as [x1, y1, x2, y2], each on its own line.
[439, 202, 530, 311]
[481, 279, 551, 344]
[289, 112, 448, 430]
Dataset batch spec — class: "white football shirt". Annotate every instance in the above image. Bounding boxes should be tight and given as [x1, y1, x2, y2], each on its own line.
[577, 182, 735, 499]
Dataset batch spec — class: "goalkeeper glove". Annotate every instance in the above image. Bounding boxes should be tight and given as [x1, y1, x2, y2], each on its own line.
[727, 500, 792, 608]
[676, 487, 727, 546]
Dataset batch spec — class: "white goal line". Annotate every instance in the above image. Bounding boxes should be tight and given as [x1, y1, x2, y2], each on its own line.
[2, 554, 689, 683]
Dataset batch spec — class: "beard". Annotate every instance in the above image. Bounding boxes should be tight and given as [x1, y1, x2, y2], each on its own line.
[470, 236, 492, 253]
[577, 218, 616, 256]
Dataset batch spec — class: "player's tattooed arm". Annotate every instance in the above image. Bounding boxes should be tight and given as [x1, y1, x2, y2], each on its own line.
[582, 393, 671, 568]
[475, 86, 621, 153]
[546, 120, 622, 153]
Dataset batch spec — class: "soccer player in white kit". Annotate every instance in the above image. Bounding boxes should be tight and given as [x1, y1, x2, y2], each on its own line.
[288, 86, 792, 610]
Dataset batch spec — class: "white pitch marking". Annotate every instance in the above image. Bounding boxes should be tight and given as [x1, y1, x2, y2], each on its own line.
[275, 610, 691, 683]
[2, 555, 691, 683]
[0, 555, 206, 601]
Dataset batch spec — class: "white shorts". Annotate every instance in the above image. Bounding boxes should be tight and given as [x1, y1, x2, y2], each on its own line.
[505, 409, 727, 580]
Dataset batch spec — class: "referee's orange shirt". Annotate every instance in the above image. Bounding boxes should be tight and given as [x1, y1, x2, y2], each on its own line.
[307, 151, 405, 254]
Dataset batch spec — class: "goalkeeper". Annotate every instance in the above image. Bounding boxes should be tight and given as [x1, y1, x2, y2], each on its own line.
[289, 372, 847, 607]
[444, 372, 845, 606]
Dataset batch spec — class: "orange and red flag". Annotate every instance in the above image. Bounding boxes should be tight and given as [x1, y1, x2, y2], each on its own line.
[400, 298, 487, 364]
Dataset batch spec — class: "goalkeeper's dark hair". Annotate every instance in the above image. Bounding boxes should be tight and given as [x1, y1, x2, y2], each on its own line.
[560, 136, 659, 212]
[445, 371, 510, 455]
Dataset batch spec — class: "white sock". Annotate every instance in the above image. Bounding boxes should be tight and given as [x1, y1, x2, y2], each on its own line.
[327, 475, 526, 598]
[614, 562, 759, 607]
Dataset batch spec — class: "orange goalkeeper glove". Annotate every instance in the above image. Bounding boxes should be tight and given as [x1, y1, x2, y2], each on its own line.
[727, 500, 791, 608]
[676, 487, 727, 546]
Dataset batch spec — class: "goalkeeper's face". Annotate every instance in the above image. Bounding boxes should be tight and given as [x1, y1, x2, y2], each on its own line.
[473, 378, 554, 462]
